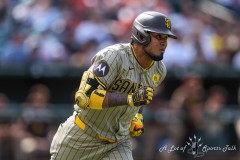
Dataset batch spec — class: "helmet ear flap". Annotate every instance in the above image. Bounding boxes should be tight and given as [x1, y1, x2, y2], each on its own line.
[131, 23, 151, 45]
[138, 32, 144, 41]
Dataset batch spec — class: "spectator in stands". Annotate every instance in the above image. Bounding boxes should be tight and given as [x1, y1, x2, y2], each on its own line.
[13, 84, 53, 160]
[68, 39, 98, 68]
[0, 31, 30, 66]
[0, 92, 16, 160]
[73, 10, 113, 48]
[169, 73, 205, 113]
[167, 74, 205, 158]
[201, 85, 238, 157]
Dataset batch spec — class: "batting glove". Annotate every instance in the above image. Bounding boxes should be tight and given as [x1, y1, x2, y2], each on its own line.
[130, 113, 144, 136]
[127, 86, 153, 107]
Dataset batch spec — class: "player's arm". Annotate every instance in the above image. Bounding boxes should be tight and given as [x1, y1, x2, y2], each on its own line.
[75, 71, 154, 110]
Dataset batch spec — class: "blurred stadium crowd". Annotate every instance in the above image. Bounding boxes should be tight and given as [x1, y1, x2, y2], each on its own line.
[0, 0, 240, 160]
[1, 0, 240, 70]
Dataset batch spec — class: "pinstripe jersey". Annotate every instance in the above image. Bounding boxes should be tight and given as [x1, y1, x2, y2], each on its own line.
[77, 43, 166, 142]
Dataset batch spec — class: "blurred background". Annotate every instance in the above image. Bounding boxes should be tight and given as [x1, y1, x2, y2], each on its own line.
[0, 0, 240, 160]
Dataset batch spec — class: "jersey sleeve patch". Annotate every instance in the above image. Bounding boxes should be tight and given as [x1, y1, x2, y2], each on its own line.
[93, 60, 110, 77]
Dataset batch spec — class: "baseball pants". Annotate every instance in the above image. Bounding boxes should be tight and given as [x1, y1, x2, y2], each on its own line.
[50, 113, 133, 160]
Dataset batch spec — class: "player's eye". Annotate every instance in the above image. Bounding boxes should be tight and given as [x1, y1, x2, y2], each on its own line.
[150, 33, 168, 40]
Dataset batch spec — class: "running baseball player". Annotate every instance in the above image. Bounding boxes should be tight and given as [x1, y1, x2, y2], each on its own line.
[50, 11, 177, 160]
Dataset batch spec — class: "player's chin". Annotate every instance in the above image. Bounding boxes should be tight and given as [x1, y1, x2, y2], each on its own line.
[149, 53, 164, 61]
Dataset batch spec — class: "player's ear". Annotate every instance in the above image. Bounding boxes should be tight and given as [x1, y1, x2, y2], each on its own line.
[138, 32, 145, 41]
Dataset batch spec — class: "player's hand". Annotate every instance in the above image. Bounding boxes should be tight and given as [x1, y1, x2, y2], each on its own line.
[130, 113, 144, 136]
[75, 90, 90, 110]
[127, 86, 153, 107]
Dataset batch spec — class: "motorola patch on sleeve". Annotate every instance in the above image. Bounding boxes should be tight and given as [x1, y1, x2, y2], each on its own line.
[93, 60, 110, 77]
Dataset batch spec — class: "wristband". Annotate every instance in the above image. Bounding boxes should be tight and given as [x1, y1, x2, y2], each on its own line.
[127, 94, 134, 107]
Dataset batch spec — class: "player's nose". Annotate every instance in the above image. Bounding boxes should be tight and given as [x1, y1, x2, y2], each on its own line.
[160, 40, 167, 46]
[160, 41, 167, 50]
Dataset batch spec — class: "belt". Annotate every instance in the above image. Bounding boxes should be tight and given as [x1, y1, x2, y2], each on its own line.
[75, 114, 86, 130]
[74, 115, 116, 143]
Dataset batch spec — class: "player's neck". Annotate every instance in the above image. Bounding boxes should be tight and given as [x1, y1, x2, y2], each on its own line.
[131, 44, 154, 69]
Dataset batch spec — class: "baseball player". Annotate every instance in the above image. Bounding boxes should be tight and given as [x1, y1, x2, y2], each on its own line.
[50, 11, 177, 160]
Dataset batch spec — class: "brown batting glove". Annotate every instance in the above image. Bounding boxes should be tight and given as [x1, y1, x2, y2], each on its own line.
[130, 113, 144, 136]
[127, 86, 153, 107]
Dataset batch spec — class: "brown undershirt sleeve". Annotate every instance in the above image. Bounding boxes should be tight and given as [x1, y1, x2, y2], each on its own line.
[102, 92, 128, 108]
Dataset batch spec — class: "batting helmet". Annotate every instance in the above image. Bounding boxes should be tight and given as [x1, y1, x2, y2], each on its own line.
[131, 11, 177, 45]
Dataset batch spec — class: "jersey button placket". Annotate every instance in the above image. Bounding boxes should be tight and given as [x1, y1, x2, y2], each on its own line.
[140, 72, 144, 86]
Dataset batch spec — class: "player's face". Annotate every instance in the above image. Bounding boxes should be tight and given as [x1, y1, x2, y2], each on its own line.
[144, 33, 168, 61]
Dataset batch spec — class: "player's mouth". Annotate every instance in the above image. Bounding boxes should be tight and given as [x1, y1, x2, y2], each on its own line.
[159, 49, 165, 53]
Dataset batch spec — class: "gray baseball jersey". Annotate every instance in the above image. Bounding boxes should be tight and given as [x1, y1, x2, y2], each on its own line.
[50, 43, 166, 160]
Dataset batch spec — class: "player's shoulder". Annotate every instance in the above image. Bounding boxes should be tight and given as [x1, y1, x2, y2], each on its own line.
[91, 43, 131, 63]
[155, 61, 167, 73]
[106, 43, 130, 50]
[97, 43, 130, 57]
[155, 61, 166, 69]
